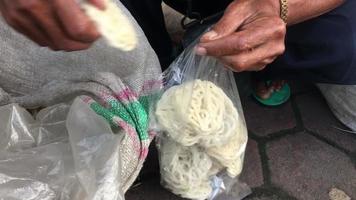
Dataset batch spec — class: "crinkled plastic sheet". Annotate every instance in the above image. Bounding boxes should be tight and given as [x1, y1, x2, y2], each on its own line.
[0, 98, 125, 200]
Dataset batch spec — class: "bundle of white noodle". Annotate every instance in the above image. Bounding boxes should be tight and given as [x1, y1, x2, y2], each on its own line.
[81, 0, 137, 51]
[156, 80, 248, 199]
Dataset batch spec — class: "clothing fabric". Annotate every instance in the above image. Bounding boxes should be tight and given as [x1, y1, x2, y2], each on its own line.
[318, 84, 356, 132]
[260, 0, 356, 84]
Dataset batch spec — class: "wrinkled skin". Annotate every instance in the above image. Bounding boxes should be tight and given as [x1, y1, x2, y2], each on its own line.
[196, 0, 286, 72]
[196, 0, 344, 72]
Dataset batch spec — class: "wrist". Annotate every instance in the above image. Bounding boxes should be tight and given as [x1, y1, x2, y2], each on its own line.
[267, 0, 282, 16]
[267, 0, 288, 23]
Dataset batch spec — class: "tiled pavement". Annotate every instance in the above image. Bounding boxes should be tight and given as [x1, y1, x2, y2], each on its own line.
[126, 81, 356, 200]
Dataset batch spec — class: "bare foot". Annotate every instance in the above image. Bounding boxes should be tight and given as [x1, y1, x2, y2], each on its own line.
[272, 80, 286, 91]
[254, 80, 286, 99]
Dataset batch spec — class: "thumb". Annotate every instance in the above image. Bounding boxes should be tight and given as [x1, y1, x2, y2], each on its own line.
[200, 1, 247, 42]
[88, 0, 106, 10]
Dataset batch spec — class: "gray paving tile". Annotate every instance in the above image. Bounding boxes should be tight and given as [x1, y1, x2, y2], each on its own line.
[246, 195, 285, 200]
[289, 81, 317, 95]
[242, 99, 296, 137]
[296, 92, 356, 152]
[240, 139, 264, 187]
[267, 133, 356, 200]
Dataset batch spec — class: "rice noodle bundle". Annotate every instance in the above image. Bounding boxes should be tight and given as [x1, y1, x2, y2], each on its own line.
[156, 80, 238, 147]
[81, 0, 137, 51]
[156, 80, 248, 199]
[206, 121, 248, 177]
[160, 139, 213, 200]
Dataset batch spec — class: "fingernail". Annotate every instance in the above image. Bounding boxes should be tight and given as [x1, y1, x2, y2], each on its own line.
[202, 31, 218, 40]
[195, 46, 207, 56]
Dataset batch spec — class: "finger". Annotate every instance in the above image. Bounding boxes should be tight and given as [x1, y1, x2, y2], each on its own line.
[10, 13, 51, 46]
[200, 1, 252, 42]
[220, 55, 266, 72]
[197, 29, 266, 57]
[218, 43, 284, 72]
[263, 56, 278, 65]
[24, 1, 92, 51]
[198, 16, 286, 57]
[223, 61, 266, 72]
[53, 0, 100, 43]
[88, 0, 106, 10]
[0, 2, 51, 46]
[0, 1, 5, 10]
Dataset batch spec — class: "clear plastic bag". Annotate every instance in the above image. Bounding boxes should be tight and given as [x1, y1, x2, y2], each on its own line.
[0, 98, 125, 200]
[154, 36, 251, 200]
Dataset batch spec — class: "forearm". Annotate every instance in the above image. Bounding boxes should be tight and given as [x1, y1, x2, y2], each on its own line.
[270, 0, 345, 25]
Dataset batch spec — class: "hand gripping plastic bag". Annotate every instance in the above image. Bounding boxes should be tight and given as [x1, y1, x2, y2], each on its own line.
[154, 38, 251, 200]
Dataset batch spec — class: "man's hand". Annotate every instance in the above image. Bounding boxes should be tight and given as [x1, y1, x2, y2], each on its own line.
[196, 0, 286, 72]
[0, 0, 105, 51]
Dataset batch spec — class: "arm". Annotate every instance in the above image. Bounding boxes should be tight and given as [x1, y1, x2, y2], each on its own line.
[271, 0, 345, 25]
[196, 0, 345, 72]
